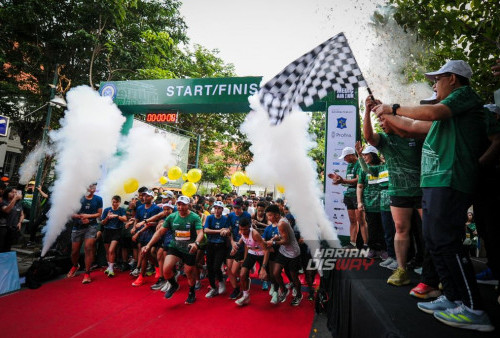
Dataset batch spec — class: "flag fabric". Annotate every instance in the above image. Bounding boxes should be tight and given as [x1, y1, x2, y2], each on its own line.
[259, 32, 367, 125]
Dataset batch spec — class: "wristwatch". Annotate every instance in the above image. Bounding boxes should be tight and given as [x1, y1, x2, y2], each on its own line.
[392, 104, 400, 116]
[195, 241, 200, 248]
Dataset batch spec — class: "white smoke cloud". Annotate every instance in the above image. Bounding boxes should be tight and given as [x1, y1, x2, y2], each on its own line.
[98, 123, 176, 207]
[241, 95, 340, 253]
[18, 142, 53, 185]
[42, 86, 125, 256]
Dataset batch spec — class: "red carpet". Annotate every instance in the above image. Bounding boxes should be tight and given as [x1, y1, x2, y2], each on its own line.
[0, 270, 315, 337]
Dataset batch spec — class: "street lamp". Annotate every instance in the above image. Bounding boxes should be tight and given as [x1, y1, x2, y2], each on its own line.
[28, 65, 64, 244]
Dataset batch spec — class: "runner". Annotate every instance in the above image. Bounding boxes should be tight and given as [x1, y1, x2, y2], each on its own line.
[100, 195, 127, 277]
[142, 195, 204, 304]
[226, 198, 251, 299]
[232, 218, 269, 306]
[151, 202, 175, 291]
[130, 190, 163, 286]
[66, 184, 103, 284]
[204, 201, 229, 298]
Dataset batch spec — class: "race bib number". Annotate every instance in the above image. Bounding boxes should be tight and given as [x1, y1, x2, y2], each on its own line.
[175, 230, 190, 241]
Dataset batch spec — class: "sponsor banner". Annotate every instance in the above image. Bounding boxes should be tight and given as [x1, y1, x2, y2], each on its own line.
[324, 104, 357, 237]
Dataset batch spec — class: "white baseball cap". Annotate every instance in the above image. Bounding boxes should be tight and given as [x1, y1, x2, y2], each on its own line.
[424, 60, 473, 81]
[338, 147, 356, 159]
[176, 195, 191, 205]
[163, 202, 175, 209]
[213, 201, 225, 208]
[362, 145, 378, 155]
[144, 190, 155, 197]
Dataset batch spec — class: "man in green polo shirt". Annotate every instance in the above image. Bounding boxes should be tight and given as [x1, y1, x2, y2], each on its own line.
[375, 60, 493, 332]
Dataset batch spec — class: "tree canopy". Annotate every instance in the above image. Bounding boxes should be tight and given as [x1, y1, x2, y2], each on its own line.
[380, 0, 500, 101]
[0, 0, 250, 182]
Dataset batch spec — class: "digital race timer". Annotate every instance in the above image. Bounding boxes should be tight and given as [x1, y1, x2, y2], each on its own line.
[145, 112, 178, 123]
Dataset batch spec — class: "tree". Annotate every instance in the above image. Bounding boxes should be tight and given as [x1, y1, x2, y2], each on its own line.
[308, 111, 326, 182]
[1, 0, 252, 183]
[380, 0, 500, 101]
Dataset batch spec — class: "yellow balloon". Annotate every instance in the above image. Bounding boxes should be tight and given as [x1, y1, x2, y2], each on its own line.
[277, 185, 285, 194]
[187, 168, 202, 183]
[231, 171, 245, 187]
[168, 166, 182, 180]
[181, 182, 197, 197]
[123, 178, 139, 194]
[159, 176, 168, 185]
[182, 173, 188, 181]
[244, 174, 254, 185]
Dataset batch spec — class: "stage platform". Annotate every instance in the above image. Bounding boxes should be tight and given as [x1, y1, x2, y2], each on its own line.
[325, 259, 499, 338]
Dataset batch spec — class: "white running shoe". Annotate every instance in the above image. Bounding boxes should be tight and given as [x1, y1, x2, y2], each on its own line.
[218, 281, 226, 294]
[235, 294, 250, 306]
[205, 288, 218, 298]
[270, 291, 279, 304]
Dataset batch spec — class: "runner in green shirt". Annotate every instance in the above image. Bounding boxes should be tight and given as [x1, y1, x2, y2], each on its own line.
[142, 195, 204, 305]
[355, 144, 385, 258]
[328, 147, 367, 248]
[374, 60, 493, 332]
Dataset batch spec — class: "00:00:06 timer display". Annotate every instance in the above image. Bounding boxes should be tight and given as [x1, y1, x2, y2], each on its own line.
[145, 112, 178, 123]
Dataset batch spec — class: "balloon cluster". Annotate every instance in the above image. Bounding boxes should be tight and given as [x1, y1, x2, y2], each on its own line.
[122, 166, 203, 197]
[230, 171, 254, 187]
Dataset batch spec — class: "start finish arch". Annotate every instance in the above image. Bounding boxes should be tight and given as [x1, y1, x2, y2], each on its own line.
[99, 76, 359, 242]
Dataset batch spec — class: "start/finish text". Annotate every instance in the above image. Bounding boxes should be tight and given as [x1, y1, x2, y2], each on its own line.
[166, 83, 259, 97]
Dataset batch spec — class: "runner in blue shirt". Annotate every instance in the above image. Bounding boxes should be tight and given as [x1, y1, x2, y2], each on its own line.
[100, 195, 127, 277]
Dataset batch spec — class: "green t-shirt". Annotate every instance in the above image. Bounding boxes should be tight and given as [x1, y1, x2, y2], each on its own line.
[359, 169, 380, 213]
[421, 86, 485, 194]
[378, 133, 423, 197]
[163, 211, 203, 254]
[343, 161, 360, 198]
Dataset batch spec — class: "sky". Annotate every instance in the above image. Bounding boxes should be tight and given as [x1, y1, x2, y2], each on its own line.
[180, 0, 383, 82]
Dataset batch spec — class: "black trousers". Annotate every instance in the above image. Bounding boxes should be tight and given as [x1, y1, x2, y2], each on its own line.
[422, 187, 482, 309]
[206, 242, 227, 288]
[474, 166, 500, 280]
[365, 212, 386, 251]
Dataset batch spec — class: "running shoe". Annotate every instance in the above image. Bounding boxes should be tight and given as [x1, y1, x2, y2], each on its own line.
[307, 292, 315, 301]
[269, 284, 275, 296]
[387, 268, 410, 286]
[82, 273, 91, 284]
[387, 260, 399, 271]
[218, 281, 226, 295]
[205, 288, 218, 298]
[235, 294, 250, 306]
[194, 280, 202, 291]
[417, 295, 460, 314]
[278, 288, 290, 303]
[107, 270, 115, 278]
[379, 251, 389, 260]
[476, 268, 499, 285]
[433, 304, 494, 332]
[151, 277, 166, 290]
[164, 282, 180, 299]
[154, 267, 161, 279]
[270, 291, 279, 304]
[291, 293, 303, 306]
[104, 268, 110, 276]
[343, 243, 356, 250]
[292, 287, 298, 297]
[130, 268, 140, 277]
[379, 257, 394, 268]
[132, 275, 145, 287]
[146, 265, 155, 277]
[366, 249, 378, 259]
[161, 281, 171, 292]
[262, 281, 269, 291]
[67, 264, 80, 278]
[410, 283, 441, 299]
[229, 287, 241, 300]
[185, 292, 196, 305]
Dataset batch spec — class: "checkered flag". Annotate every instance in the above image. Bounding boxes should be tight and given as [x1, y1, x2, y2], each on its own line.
[259, 32, 367, 125]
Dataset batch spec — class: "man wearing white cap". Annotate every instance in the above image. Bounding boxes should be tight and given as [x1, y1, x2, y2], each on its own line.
[328, 147, 367, 249]
[375, 60, 493, 331]
[142, 195, 204, 304]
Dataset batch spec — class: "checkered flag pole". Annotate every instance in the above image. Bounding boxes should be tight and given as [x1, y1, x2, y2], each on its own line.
[259, 32, 368, 125]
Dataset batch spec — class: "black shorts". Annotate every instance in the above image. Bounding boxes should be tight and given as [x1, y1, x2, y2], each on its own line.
[120, 236, 133, 250]
[390, 195, 422, 209]
[139, 228, 155, 246]
[343, 195, 358, 210]
[167, 246, 196, 266]
[227, 247, 245, 262]
[274, 251, 301, 272]
[103, 228, 121, 244]
[242, 253, 264, 271]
